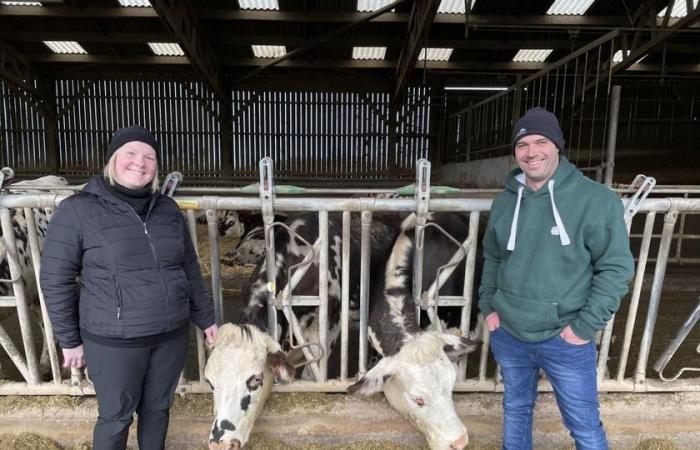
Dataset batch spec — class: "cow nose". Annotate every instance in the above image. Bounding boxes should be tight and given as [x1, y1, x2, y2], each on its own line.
[208, 439, 241, 450]
[449, 432, 469, 450]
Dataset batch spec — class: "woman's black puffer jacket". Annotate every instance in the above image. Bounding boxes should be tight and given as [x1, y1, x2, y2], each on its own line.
[40, 176, 214, 349]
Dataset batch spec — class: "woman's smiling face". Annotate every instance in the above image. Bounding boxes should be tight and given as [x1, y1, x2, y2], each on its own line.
[112, 141, 157, 189]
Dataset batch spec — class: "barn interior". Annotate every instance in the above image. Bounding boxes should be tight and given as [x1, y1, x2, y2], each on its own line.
[1, 1, 700, 449]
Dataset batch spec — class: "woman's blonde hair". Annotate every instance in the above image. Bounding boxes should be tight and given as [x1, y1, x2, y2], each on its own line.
[103, 149, 160, 193]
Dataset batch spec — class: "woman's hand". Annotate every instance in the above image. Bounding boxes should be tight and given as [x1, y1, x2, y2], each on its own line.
[62, 345, 85, 368]
[559, 325, 590, 345]
[204, 324, 219, 345]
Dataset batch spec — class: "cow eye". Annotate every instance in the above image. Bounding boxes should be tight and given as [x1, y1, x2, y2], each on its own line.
[246, 373, 264, 390]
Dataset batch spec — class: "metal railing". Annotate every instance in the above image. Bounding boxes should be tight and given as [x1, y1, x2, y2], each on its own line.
[1, 162, 700, 394]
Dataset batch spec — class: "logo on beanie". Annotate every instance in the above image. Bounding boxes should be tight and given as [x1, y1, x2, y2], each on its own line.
[516, 128, 527, 138]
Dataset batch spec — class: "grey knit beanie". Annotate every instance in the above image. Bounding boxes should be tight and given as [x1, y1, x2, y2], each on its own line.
[511, 107, 565, 153]
[106, 126, 159, 161]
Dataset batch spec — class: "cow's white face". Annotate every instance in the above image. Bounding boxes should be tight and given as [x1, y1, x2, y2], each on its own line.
[348, 332, 476, 450]
[205, 324, 293, 450]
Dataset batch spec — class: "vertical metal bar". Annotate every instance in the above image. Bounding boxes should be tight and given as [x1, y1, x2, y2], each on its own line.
[674, 193, 688, 263]
[458, 210, 480, 380]
[0, 208, 40, 384]
[340, 211, 351, 381]
[205, 208, 223, 325]
[634, 210, 678, 385]
[24, 207, 62, 383]
[616, 211, 655, 382]
[413, 159, 430, 323]
[358, 209, 372, 375]
[604, 85, 622, 186]
[260, 158, 278, 339]
[317, 210, 329, 382]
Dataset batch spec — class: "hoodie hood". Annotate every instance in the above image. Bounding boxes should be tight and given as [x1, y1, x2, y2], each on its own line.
[503, 156, 580, 251]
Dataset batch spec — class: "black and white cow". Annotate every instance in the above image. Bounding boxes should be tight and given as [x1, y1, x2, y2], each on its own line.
[348, 212, 482, 450]
[204, 323, 294, 450]
[0, 176, 74, 378]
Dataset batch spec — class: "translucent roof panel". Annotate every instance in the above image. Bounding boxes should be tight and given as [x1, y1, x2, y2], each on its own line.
[238, 0, 279, 10]
[117, 0, 151, 6]
[512, 49, 553, 62]
[418, 48, 453, 62]
[2, 1, 42, 5]
[658, 0, 698, 17]
[148, 42, 185, 56]
[357, 0, 393, 12]
[437, 0, 477, 14]
[352, 47, 387, 60]
[43, 41, 88, 54]
[546, 0, 595, 15]
[612, 50, 647, 64]
[252, 45, 286, 58]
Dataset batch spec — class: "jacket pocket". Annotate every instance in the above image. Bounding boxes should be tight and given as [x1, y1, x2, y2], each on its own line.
[491, 290, 562, 332]
[114, 278, 123, 320]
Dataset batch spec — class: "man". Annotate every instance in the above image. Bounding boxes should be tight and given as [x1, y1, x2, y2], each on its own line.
[478, 107, 634, 450]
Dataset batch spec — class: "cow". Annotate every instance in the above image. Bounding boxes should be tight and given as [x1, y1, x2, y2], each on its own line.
[0, 176, 74, 379]
[348, 212, 482, 450]
[239, 211, 403, 371]
[205, 323, 294, 450]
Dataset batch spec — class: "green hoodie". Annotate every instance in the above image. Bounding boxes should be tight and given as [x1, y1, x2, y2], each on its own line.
[478, 156, 634, 343]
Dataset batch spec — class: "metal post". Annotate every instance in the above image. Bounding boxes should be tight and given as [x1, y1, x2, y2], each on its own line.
[317, 210, 329, 382]
[634, 210, 678, 385]
[0, 208, 40, 384]
[259, 157, 278, 340]
[340, 211, 351, 381]
[205, 207, 223, 325]
[358, 209, 372, 375]
[413, 159, 430, 324]
[604, 85, 621, 186]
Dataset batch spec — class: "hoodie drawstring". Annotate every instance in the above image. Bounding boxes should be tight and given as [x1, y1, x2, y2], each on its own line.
[547, 179, 571, 246]
[506, 180, 571, 251]
[506, 186, 523, 251]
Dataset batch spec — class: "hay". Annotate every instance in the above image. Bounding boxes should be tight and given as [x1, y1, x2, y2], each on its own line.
[0, 396, 86, 414]
[633, 438, 681, 450]
[0, 433, 62, 450]
[171, 394, 213, 416]
[265, 392, 338, 415]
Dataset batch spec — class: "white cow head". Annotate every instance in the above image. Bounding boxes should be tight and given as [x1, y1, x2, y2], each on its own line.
[205, 323, 294, 449]
[348, 331, 477, 450]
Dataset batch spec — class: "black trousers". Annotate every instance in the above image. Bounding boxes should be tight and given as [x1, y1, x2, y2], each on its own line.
[83, 332, 188, 450]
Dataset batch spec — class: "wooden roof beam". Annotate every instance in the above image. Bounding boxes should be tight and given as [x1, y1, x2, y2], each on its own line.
[149, 0, 225, 98]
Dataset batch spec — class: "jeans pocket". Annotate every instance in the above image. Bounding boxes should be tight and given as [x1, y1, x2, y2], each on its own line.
[556, 335, 590, 348]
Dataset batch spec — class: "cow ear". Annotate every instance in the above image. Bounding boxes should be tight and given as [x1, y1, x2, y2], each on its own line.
[442, 334, 480, 361]
[266, 351, 295, 384]
[347, 357, 395, 396]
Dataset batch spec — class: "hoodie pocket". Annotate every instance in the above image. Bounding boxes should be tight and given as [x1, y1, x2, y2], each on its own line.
[491, 290, 562, 332]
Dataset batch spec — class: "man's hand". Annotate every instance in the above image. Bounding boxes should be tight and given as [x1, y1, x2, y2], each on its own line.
[62, 345, 85, 368]
[559, 325, 590, 345]
[204, 323, 219, 345]
[485, 312, 500, 332]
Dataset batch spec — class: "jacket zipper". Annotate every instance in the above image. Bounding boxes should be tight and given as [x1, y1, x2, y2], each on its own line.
[115, 279, 123, 320]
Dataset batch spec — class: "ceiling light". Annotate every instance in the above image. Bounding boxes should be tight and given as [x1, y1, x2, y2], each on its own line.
[252, 45, 286, 58]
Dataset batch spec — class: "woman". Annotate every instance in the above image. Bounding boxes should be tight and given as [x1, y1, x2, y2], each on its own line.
[40, 125, 218, 450]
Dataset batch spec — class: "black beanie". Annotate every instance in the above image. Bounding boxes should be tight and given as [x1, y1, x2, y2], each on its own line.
[106, 126, 159, 161]
[511, 107, 565, 153]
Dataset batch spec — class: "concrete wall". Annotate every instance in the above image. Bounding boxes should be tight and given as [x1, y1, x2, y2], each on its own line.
[439, 156, 517, 188]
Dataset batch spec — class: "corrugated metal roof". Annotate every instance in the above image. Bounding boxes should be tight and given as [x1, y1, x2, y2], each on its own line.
[43, 40, 88, 54]
[437, 0, 476, 14]
[238, 0, 279, 10]
[1, 1, 42, 5]
[418, 47, 453, 61]
[352, 46, 386, 60]
[117, 0, 152, 6]
[148, 42, 185, 56]
[512, 49, 552, 62]
[251, 45, 286, 58]
[547, 0, 595, 15]
[356, 0, 393, 12]
[658, 0, 698, 17]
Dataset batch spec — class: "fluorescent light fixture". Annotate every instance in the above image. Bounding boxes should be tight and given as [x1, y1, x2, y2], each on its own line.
[1, 1, 42, 5]
[148, 42, 185, 56]
[546, 0, 595, 15]
[43, 41, 87, 54]
[418, 48, 453, 61]
[238, 0, 279, 10]
[512, 49, 553, 62]
[252, 45, 286, 58]
[612, 50, 647, 64]
[117, 0, 151, 6]
[437, 0, 476, 14]
[352, 46, 387, 60]
[658, 0, 698, 17]
[357, 0, 393, 12]
[444, 86, 508, 91]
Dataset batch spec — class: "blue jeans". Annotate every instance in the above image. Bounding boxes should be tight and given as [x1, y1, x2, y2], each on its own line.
[490, 327, 608, 450]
